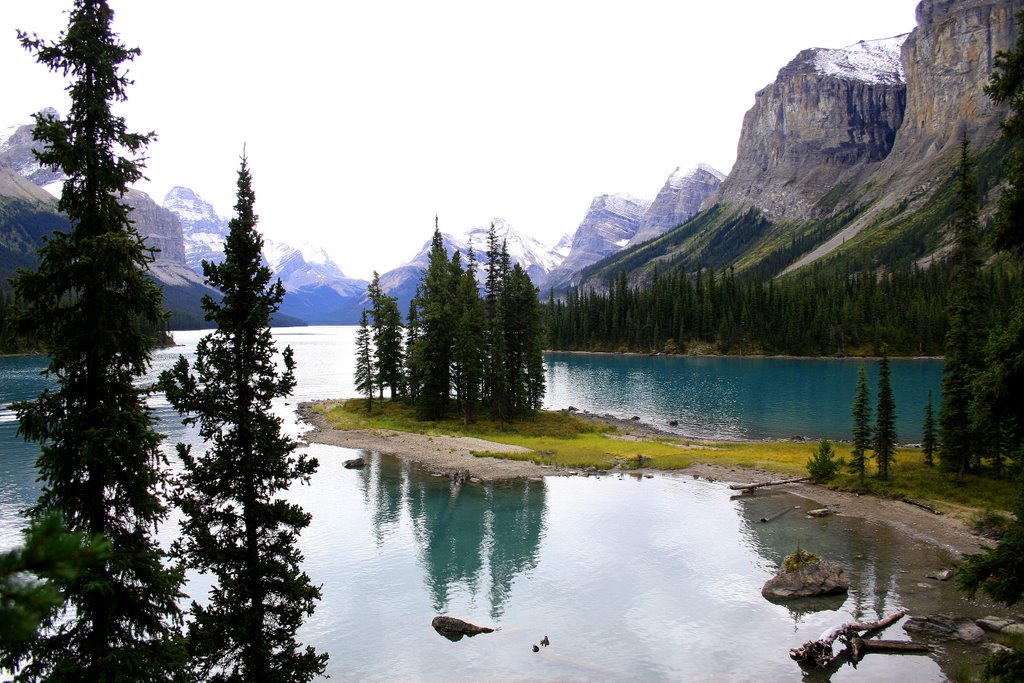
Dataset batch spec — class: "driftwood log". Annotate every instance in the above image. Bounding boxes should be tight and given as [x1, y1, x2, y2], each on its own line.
[903, 498, 941, 514]
[729, 476, 810, 493]
[790, 610, 907, 668]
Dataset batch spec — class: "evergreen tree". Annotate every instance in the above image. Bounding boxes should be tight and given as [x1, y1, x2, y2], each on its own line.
[874, 354, 897, 481]
[452, 250, 485, 425]
[922, 390, 938, 466]
[0, 514, 109, 670]
[940, 135, 986, 486]
[485, 227, 510, 426]
[354, 309, 375, 413]
[415, 224, 456, 420]
[367, 272, 404, 399]
[9, 2, 186, 677]
[955, 20, 1024, 638]
[160, 156, 327, 682]
[806, 439, 840, 484]
[404, 289, 423, 403]
[850, 364, 872, 488]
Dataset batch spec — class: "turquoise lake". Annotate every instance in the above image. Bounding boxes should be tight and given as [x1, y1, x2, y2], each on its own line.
[1, 326, 994, 682]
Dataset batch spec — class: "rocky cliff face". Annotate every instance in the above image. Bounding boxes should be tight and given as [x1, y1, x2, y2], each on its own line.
[542, 193, 650, 289]
[885, 0, 1020, 167]
[163, 186, 230, 270]
[785, 0, 1024, 273]
[715, 36, 908, 220]
[123, 189, 188, 265]
[0, 109, 65, 192]
[628, 164, 724, 247]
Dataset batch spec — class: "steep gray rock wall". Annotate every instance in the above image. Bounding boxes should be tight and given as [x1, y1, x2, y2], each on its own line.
[715, 36, 908, 220]
[542, 193, 650, 289]
[628, 164, 724, 247]
[785, 0, 1024, 273]
[123, 189, 188, 265]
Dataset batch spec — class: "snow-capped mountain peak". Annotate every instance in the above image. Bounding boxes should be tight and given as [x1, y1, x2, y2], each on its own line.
[812, 34, 908, 85]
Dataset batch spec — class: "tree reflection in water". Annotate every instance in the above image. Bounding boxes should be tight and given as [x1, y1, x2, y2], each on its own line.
[357, 452, 547, 619]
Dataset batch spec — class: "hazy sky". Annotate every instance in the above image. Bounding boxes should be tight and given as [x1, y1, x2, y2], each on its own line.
[4, 0, 921, 280]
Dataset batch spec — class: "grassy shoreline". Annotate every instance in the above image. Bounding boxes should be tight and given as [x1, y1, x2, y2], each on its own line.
[315, 398, 1016, 518]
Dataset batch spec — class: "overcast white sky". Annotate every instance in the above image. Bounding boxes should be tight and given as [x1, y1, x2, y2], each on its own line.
[4, 0, 921, 280]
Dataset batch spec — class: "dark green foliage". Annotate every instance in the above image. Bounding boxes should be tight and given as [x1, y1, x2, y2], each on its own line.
[985, 9, 1024, 257]
[545, 259, 1016, 357]
[874, 355, 897, 480]
[0, 513, 109, 668]
[983, 649, 1024, 683]
[850, 365, 872, 487]
[159, 157, 327, 682]
[367, 272, 404, 399]
[393, 220, 546, 427]
[940, 136, 987, 486]
[922, 390, 938, 466]
[9, 2, 187, 678]
[806, 439, 840, 483]
[485, 225, 510, 425]
[957, 478, 1024, 607]
[404, 289, 423, 402]
[452, 251, 485, 425]
[354, 309, 374, 412]
[414, 225, 456, 420]
[955, 22, 1024, 628]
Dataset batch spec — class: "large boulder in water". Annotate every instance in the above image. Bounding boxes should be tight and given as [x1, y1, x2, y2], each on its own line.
[431, 616, 496, 642]
[762, 559, 849, 600]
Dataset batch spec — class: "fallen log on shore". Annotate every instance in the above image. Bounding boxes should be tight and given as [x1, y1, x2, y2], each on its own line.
[790, 610, 907, 668]
[729, 476, 810, 492]
[848, 637, 930, 661]
[903, 498, 941, 514]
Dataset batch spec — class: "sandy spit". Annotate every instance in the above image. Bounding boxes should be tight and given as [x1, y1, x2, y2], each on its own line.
[298, 400, 989, 558]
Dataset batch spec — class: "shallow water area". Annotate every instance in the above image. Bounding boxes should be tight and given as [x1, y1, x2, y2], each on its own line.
[0, 327, 999, 680]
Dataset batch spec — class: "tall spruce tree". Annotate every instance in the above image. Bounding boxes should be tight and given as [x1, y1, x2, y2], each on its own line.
[367, 272, 404, 399]
[160, 156, 327, 682]
[355, 309, 375, 413]
[850, 364, 872, 488]
[485, 227, 510, 426]
[9, 2, 186, 677]
[874, 354, 897, 481]
[922, 390, 938, 466]
[452, 250, 485, 425]
[404, 289, 423, 403]
[415, 224, 456, 420]
[939, 135, 986, 486]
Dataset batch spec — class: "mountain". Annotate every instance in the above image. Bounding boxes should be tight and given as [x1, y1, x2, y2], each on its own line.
[575, 0, 1023, 291]
[162, 186, 367, 324]
[540, 193, 651, 291]
[364, 218, 566, 320]
[0, 108, 65, 194]
[627, 164, 724, 247]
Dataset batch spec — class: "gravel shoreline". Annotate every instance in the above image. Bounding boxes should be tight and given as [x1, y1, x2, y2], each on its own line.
[298, 400, 989, 558]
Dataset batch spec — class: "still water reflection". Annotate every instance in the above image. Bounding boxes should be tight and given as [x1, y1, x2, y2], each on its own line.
[0, 328, 995, 680]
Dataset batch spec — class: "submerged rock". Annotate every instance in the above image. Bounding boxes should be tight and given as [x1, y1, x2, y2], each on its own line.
[926, 568, 954, 581]
[903, 614, 985, 644]
[762, 559, 849, 599]
[343, 457, 366, 469]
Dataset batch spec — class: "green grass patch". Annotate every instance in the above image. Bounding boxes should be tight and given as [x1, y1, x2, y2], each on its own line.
[315, 400, 1018, 516]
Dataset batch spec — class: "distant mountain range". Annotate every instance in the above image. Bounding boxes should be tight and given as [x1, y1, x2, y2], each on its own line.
[6, 0, 1005, 328]
[1, 113, 720, 325]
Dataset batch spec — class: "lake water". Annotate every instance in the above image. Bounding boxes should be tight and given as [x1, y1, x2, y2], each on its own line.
[1, 326, 992, 681]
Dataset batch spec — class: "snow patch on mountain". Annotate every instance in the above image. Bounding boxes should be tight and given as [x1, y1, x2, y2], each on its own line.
[812, 35, 908, 84]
